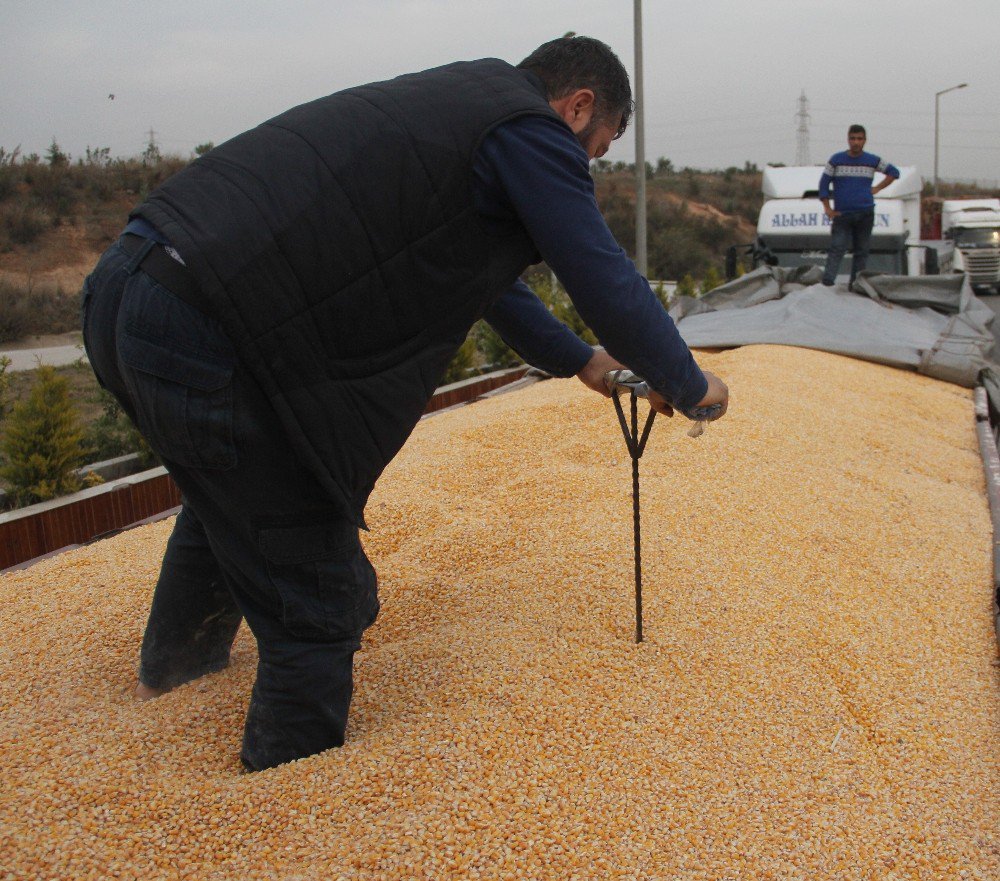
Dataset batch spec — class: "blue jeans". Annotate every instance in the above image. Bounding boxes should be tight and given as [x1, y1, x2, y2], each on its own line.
[81, 237, 380, 770]
[822, 209, 875, 286]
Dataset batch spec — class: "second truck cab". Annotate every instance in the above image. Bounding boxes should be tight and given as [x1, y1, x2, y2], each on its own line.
[941, 199, 1000, 293]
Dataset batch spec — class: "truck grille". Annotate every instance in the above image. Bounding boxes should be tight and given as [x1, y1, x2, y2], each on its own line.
[964, 250, 1000, 284]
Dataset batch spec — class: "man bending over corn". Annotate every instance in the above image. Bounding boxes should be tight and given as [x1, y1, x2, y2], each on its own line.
[81, 35, 729, 771]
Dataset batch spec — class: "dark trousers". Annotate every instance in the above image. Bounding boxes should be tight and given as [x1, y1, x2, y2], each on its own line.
[822, 209, 875, 286]
[81, 237, 379, 770]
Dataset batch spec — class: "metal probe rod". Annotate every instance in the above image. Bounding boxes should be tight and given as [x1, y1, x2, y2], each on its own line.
[630, 392, 643, 643]
[605, 368, 718, 643]
[612, 388, 655, 643]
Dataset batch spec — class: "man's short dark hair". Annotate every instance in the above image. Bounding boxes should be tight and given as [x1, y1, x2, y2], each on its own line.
[517, 35, 634, 139]
[848, 124, 866, 136]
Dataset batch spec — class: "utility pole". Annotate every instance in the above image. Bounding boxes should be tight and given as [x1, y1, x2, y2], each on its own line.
[795, 90, 810, 166]
[634, 0, 647, 276]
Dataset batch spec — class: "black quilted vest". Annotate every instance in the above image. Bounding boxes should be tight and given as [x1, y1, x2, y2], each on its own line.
[135, 59, 562, 522]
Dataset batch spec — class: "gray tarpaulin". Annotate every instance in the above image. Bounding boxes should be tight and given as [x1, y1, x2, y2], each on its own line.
[669, 266, 1000, 408]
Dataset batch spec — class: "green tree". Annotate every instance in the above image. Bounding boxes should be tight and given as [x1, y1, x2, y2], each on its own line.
[700, 265, 723, 296]
[675, 274, 698, 299]
[45, 139, 68, 167]
[0, 366, 85, 506]
[531, 275, 597, 345]
[141, 134, 162, 166]
[82, 146, 111, 167]
[474, 320, 521, 370]
[441, 336, 478, 385]
[194, 142, 215, 156]
[652, 280, 670, 310]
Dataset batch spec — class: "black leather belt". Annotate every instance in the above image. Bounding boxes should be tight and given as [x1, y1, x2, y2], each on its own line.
[122, 232, 209, 315]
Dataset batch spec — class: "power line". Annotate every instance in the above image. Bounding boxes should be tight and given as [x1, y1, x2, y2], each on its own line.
[646, 111, 786, 127]
[873, 142, 999, 152]
[650, 118, 1000, 136]
[649, 107, 998, 126]
[812, 123, 1000, 136]
[812, 106, 999, 119]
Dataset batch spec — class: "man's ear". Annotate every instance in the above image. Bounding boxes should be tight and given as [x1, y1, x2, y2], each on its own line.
[549, 89, 596, 134]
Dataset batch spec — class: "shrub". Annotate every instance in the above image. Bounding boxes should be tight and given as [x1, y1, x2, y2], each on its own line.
[0, 199, 50, 246]
[441, 336, 478, 385]
[81, 470, 105, 488]
[111, 157, 146, 195]
[675, 274, 698, 299]
[141, 155, 187, 192]
[655, 157, 674, 176]
[700, 265, 723, 296]
[0, 278, 82, 342]
[85, 387, 157, 466]
[0, 172, 16, 203]
[652, 280, 670, 310]
[0, 356, 10, 421]
[77, 147, 116, 201]
[473, 320, 521, 370]
[82, 146, 111, 167]
[0, 146, 21, 202]
[531, 275, 597, 345]
[0, 281, 33, 340]
[29, 164, 75, 222]
[0, 365, 86, 506]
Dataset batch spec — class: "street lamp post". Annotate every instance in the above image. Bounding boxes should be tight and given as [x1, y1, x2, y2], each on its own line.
[934, 82, 967, 196]
[634, 0, 647, 276]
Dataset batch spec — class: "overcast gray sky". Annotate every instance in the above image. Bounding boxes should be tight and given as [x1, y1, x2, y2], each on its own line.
[3, 1, 998, 184]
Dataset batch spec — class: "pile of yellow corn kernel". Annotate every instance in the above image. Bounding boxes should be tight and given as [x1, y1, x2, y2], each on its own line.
[2, 344, 999, 880]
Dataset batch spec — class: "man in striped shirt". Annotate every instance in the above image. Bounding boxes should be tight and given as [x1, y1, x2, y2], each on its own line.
[818, 125, 900, 286]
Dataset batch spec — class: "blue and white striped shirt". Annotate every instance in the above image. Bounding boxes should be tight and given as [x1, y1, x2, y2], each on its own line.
[818, 150, 900, 213]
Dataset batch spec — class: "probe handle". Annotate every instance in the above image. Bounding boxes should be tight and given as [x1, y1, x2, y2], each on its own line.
[604, 370, 722, 422]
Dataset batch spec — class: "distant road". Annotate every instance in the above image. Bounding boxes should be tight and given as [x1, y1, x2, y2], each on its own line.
[0, 345, 88, 372]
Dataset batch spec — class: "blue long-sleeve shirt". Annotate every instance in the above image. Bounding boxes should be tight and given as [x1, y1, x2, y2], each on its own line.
[474, 115, 708, 411]
[818, 150, 900, 213]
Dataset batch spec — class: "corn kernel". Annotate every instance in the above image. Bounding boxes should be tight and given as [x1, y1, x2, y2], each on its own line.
[1, 345, 998, 880]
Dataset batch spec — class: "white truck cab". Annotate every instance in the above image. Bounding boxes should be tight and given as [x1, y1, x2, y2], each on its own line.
[727, 165, 952, 281]
[941, 199, 1000, 293]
